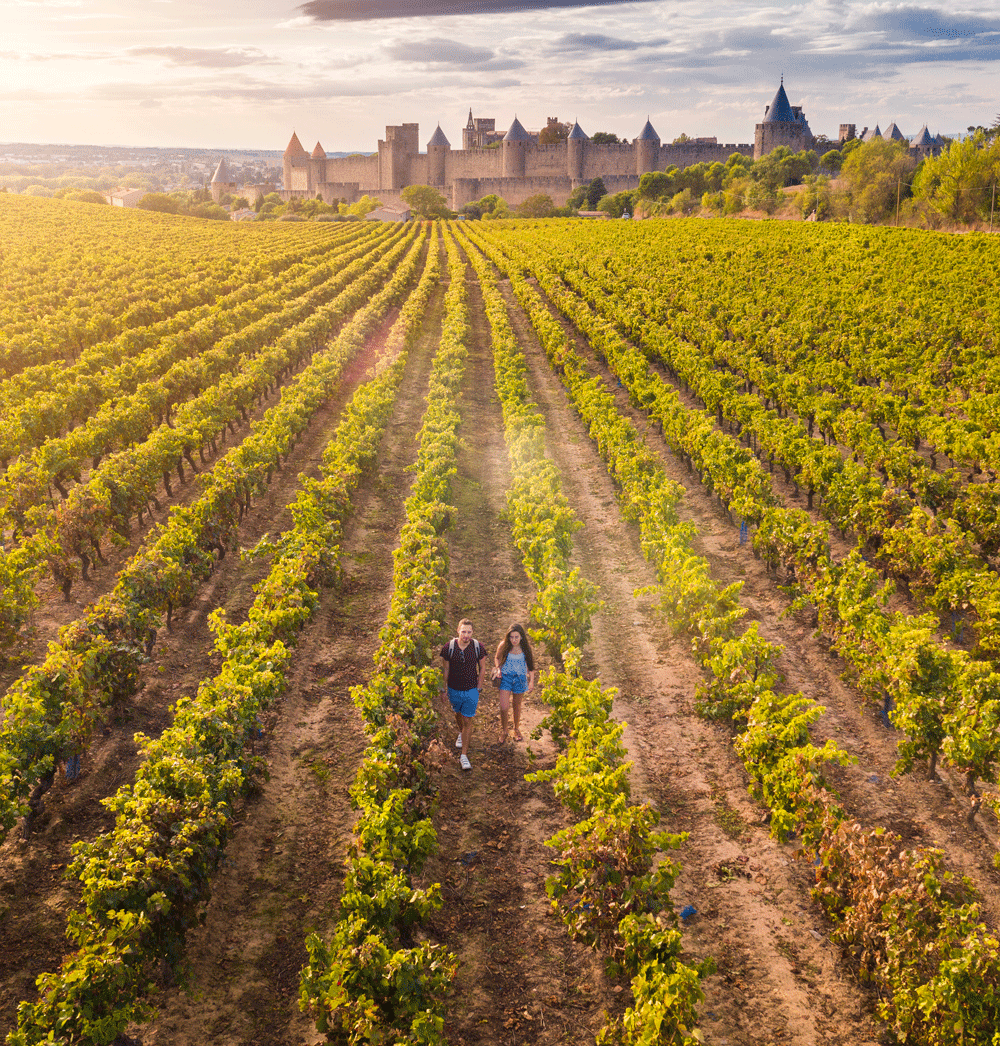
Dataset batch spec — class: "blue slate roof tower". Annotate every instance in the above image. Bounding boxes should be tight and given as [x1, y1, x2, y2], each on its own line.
[427, 124, 451, 185]
[502, 115, 530, 177]
[567, 119, 588, 180]
[635, 117, 660, 175]
[754, 78, 814, 159]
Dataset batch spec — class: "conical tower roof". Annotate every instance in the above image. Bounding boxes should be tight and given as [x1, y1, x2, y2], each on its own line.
[762, 80, 795, 123]
[428, 124, 451, 148]
[211, 157, 234, 184]
[284, 132, 309, 158]
[503, 116, 531, 142]
[862, 124, 882, 142]
[311, 141, 326, 158]
[910, 124, 934, 147]
[636, 117, 660, 141]
[568, 120, 589, 140]
[882, 122, 905, 141]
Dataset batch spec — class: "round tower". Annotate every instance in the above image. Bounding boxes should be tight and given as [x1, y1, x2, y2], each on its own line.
[309, 141, 327, 191]
[210, 157, 237, 203]
[754, 78, 808, 160]
[282, 131, 310, 191]
[427, 124, 451, 186]
[567, 120, 588, 181]
[635, 118, 660, 176]
[502, 116, 530, 178]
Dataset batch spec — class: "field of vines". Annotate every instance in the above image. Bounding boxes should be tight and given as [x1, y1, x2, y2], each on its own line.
[2, 190, 1000, 1046]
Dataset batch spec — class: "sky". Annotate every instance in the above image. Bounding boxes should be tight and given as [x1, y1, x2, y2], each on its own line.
[2, 0, 997, 152]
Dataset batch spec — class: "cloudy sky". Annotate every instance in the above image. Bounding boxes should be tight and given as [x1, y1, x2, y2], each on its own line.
[3, 0, 996, 151]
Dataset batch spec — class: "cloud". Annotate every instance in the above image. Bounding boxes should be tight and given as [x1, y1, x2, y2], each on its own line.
[550, 32, 669, 52]
[300, 0, 655, 21]
[384, 38, 498, 64]
[0, 50, 113, 61]
[127, 46, 278, 68]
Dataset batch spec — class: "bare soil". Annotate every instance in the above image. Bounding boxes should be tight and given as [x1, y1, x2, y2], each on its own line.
[4, 236, 998, 1046]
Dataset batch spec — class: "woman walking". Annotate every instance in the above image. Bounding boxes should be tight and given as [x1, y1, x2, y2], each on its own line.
[493, 623, 537, 743]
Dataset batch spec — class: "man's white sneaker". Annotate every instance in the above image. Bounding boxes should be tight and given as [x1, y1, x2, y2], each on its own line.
[455, 733, 463, 749]
[460, 754, 472, 771]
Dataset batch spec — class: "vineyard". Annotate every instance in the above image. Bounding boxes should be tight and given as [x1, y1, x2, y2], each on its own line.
[1, 192, 1000, 1046]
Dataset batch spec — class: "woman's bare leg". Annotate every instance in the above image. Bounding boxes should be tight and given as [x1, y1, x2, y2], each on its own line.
[513, 693, 524, 741]
[498, 689, 512, 742]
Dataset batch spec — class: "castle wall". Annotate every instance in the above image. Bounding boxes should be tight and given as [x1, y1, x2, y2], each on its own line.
[323, 154, 380, 188]
[445, 148, 503, 180]
[524, 143, 572, 177]
[661, 142, 753, 167]
[754, 123, 806, 160]
[450, 173, 643, 210]
[581, 144, 636, 179]
[406, 154, 430, 186]
[289, 166, 311, 192]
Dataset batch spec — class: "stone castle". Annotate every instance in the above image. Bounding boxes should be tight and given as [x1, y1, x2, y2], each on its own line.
[208, 81, 942, 208]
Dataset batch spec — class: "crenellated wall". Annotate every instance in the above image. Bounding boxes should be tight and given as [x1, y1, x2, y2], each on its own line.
[322, 153, 380, 186]
[661, 141, 753, 167]
[446, 147, 503, 180]
[288, 124, 759, 209]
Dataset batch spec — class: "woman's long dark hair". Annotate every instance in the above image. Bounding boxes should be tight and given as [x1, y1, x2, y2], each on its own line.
[496, 623, 534, 671]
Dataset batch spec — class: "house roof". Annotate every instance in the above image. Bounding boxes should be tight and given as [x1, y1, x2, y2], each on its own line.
[503, 116, 531, 142]
[910, 124, 935, 147]
[428, 124, 451, 148]
[568, 120, 589, 140]
[211, 158, 235, 184]
[762, 81, 795, 123]
[311, 142, 326, 158]
[636, 118, 660, 141]
[283, 132, 309, 159]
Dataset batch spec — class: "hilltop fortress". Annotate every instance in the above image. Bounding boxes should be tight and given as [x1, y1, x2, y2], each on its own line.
[223, 82, 939, 211]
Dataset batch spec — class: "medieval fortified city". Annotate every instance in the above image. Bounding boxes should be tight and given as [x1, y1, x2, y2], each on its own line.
[225, 80, 946, 212]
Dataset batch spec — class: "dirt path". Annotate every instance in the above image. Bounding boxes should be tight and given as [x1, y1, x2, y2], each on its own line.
[415, 265, 614, 1046]
[0, 304, 410, 1038]
[129, 283, 450, 1046]
[487, 268, 884, 1046]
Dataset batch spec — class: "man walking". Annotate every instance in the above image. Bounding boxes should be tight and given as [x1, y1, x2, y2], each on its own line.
[440, 619, 487, 771]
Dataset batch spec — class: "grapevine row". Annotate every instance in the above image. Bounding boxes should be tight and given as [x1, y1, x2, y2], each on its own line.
[299, 228, 464, 1044]
[7, 224, 441, 1046]
[475, 226, 1000, 815]
[457, 225, 712, 1045]
[467, 222, 1000, 1046]
[0, 226, 428, 846]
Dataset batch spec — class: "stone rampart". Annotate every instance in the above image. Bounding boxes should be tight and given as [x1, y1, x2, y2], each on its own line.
[323, 153, 380, 187]
[660, 141, 753, 167]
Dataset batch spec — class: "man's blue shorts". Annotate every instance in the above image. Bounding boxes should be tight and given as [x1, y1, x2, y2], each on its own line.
[448, 686, 479, 718]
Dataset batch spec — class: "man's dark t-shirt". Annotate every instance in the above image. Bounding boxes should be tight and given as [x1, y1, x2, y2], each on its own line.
[441, 639, 486, 691]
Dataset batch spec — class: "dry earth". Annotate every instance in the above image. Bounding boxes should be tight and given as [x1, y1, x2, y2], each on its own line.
[3, 232, 998, 1046]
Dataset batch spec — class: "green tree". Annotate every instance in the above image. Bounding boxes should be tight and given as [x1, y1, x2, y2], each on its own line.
[64, 190, 108, 205]
[597, 190, 637, 218]
[135, 192, 179, 214]
[584, 177, 607, 211]
[461, 193, 509, 219]
[400, 184, 449, 218]
[912, 131, 1000, 224]
[538, 120, 572, 145]
[516, 193, 557, 218]
[341, 193, 382, 216]
[819, 149, 844, 174]
[638, 170, 674, 200]
[840, 138, 916, 224]
[591, 131, 620, 145]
